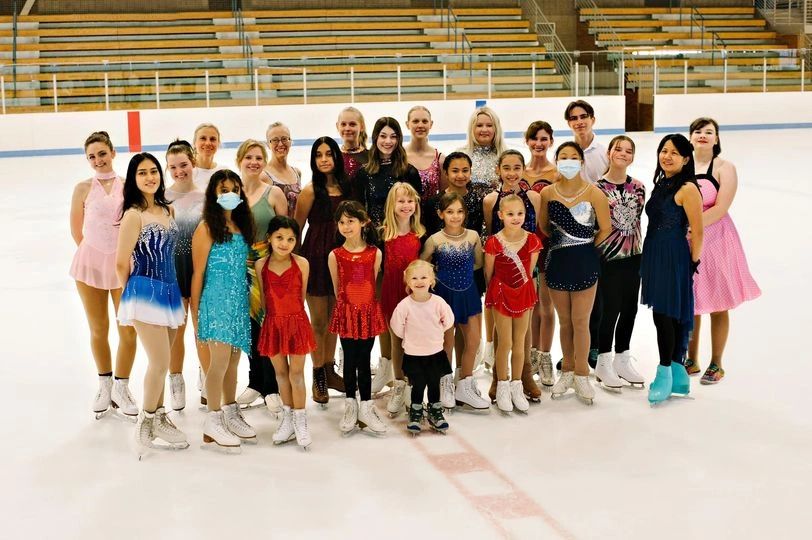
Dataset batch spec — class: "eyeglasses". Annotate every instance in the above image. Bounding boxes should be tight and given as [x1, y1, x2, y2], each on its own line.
[567, 113, 591, 122]
[269, 137, 291, 145]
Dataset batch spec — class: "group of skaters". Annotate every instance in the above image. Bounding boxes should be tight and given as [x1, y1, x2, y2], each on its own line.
[70, 99, 760, 455]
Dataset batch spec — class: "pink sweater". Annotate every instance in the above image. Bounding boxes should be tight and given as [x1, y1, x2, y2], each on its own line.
[389, 294, 454, 356]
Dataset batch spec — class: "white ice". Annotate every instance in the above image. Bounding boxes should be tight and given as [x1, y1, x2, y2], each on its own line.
[0, 129, 809, 539]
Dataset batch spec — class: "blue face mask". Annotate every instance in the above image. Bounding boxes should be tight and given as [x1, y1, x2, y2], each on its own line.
[557, 159, 582, 180]
[217, 192, 242, 211]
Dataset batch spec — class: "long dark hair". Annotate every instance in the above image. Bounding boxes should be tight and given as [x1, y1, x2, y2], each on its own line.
[122, 153, 171, 216]
[310, 136, 351, 204]
[266, 215, 301, 254]
[365, 117, 408, 177]
[689, 117, 722, 157]
[334, 199, 378, 245]
[653, 134, 696, 190]
[202, 169, 255, 244]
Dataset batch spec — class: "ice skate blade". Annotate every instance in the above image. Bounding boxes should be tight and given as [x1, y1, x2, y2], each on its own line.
[524, 394, 542, 403]
[577, 397, 594, 406]
[201, 439, 242, 454]
[453, 402, 491, 414]
[238, 401, 264, 411]
[623, 380, 645, 389]
[238, 436, 258, 445]
[429, 425, 448, 434]
[597, 382, 623, 393]
[272, 436, 296, 445]
[299, 445, 311, 452]
[357, 422, 387, 437]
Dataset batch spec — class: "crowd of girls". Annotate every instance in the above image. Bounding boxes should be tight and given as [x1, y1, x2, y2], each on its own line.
[70, 100, 760, 454]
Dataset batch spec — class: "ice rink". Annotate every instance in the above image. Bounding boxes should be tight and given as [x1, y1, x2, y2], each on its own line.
[1, 128, 809, 539]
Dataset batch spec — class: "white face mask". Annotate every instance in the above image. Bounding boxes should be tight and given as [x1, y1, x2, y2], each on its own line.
[557, 159, 582, 180]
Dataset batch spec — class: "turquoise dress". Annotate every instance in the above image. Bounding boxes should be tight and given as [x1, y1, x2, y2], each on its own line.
[198, 232, 251, 352]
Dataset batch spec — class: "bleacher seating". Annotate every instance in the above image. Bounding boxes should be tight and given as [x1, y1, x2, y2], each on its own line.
[0, 7, 565, 112]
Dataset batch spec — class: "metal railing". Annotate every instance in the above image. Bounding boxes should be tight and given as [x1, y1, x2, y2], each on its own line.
[523, 0, 574, 88]
[231, 0, 252, 77]
[440, 5, 474, 76]
[755, 0, 805, 24]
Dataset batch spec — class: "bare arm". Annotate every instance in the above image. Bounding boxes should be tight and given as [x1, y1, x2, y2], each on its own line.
[483, 193, 495, 235]
[703, 159, 738, 227]
[269, 185, 288, 217]
[527, 190, 542, 221]
[254, 256, 267, 313]
[677, 183, 704, 263]
[536, 190, 551, 237]
[293, 184, 314, 230]
[591, 186, 612, 246]
[437, 151, 448, 192]
[420, 235, 436, 261]
[114, 210, 141, 290]
[297, 255, 310, 305]
[328, 251, 339, 297]
[473, 231, 484, 270]
[69, 181, 91, 246]
[373, 247, 383, 279]
[190, 222, 214, 332]
[484, 253, 495, 285]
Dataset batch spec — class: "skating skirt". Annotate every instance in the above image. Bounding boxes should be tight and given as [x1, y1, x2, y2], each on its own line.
[70, 241, 119, 290]
[692, 215, 761, 314]
[485, 277, 537, 318]
[258, 313, 317, 357]
[118, 276, 185, 329]
[174, 249, 194, 299]
[329, 301, 387, 340]
[640, 230, 694, 325]
[433, 279, 482, 326]
[544, 243, 600, 292]
[403, 350, 453, 389]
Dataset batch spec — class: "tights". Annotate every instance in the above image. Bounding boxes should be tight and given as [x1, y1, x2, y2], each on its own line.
[340, 337, 374, 401]
[598, 255, 641, 353]
[652, 312, 687, 367]
[403, 351, 451, 405]
[133, 321, 176, 412]
[247, 318, 279, 396]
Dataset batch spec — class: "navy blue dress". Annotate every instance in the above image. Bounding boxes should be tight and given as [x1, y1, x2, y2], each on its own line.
[431, 233, 482, 325]
[544, 200, 600, 292]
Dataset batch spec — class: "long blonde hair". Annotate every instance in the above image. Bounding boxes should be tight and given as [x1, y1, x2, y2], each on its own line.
[380, 182, 425, 241]
[338, 106, 368, 150]
[463, 106, 507, 155]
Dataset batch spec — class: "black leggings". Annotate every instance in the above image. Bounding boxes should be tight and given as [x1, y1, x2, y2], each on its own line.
[589, 281, 602, 351]
[340, 336, 375, 400]
[403, 351, 452, 405]
[652, 312, 687, 367]
[247, 318, 278, 396]
[598, 256, 641, 354]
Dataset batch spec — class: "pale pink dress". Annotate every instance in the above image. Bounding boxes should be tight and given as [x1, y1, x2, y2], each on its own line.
[69, 176, 123, 290]
[692, 161, 761, 314]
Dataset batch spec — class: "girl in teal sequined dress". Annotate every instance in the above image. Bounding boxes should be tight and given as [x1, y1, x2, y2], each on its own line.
[191, 170, 256, 452]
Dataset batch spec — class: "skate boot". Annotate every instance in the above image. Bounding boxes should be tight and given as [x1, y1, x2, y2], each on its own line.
[236, 387, 262, 409]
[521, 359, 541, 402]
[595, 352, 623, 392]
[293, 409, 312, 450]
[427, 403, 449, 433]
[483, 341, 495, 372]
[672, 362, 692, 394]
[404, 381, 413, 409]
[337, 347, 344, 375]
[265, 393, 283, 415]
[312, 366, 329, 408]
[202, 410, 241, 453]
[135, 410, 155, 459]
[495, 380, 513, 413]
[325, 362, 346, 393]
[614, 351, 645, 388]
[700, 363, 724, 385]
[273, 406, 296, 445]
[407, 403, 423, 435]
[440, 374, 456, 410]
[588, 348, 599, 370]
[648, 365, 673, 406]
[573, 375, 595, 405]
[111, 379, 138, 421]
[339, 398, 358, 435]
[93, 375, 113, 419]
[358, 400, 387, 435]
[454, 377, 491, 412]
[529, 348, 541, 377]
[153, 407, 190, 449]
[371, 357, 394, 394]
[387, 379, 407, 417]
[488, 368, 498, 403]
[223, 403, 257, 444]
[510, 380, 530, 413]
[551, 371, 574, 399]
[169, 373, 186, 411]
[539, 352, 554, 387]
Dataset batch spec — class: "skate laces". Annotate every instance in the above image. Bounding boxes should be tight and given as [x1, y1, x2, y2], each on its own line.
[315, 368, 328, 395]
[118, 383, 136, 406]
[342, 401, 356, 424]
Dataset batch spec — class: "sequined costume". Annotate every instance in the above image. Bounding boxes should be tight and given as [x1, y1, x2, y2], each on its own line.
[117, 215, 185, 328]
[70, 175, 124, 290]
[595, 176, 645, 261]
[381, 232, 422, 321]
[545, 200, 600, 292]
[328, 245, 386, 339]
[427, 230, 482, 325]
[265, 168, 302, 216]
[458, 144, 499, 201]
[342, 149, 368, 198]
[197, 233, 251, 352]
[166, 188, 204, 297]
[424, 189, 484, 238]
[484, 233, 541, 317]
[258, 257, 316, 357]
[300, 194, 345, 296]
[524, 178, 554, 270]
[417, 149, 441, 199]
[490, 187, 537, 235]
[692, 160, 760, 314]
[356, 163, 423, 228]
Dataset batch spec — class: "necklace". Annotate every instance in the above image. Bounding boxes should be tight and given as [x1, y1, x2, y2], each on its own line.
[442, 228, 466, 239]
[554, 182, 589, 203]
